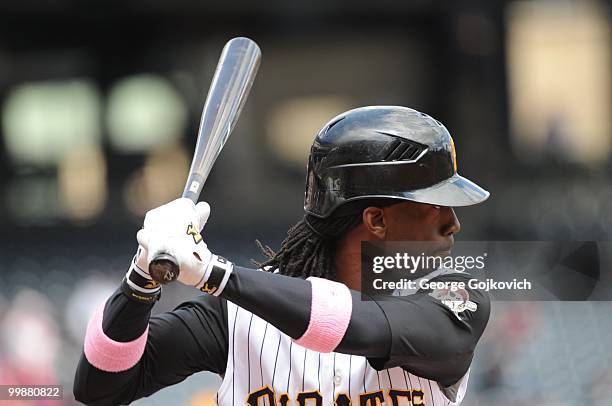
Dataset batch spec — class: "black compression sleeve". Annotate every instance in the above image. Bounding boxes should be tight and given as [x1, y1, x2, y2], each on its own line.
[221, 267, 313, 338]
[221, 267, 392, 356]
[73, 291, 228, 405]
[220, 267, 490, 384]
[102, 287, 153, 341]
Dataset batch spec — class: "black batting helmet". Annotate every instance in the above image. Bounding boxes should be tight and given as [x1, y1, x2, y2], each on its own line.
[304, 106, 489, 218]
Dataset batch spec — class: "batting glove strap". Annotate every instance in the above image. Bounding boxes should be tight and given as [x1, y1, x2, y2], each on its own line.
[122, 255, 162, 304]
[196, 255, 233, 297]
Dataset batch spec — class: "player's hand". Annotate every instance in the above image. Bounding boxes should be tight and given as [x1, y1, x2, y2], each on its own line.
[136, 198, 211, 287]
[136, 198, 233, 295]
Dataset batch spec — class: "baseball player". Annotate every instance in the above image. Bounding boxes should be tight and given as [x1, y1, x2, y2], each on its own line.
[74, 106, 491, 406]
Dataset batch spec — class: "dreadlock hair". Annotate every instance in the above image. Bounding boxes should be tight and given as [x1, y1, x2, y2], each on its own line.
[256, 213, 364, 280]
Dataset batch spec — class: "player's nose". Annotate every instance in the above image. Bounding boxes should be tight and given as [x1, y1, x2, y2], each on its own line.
[441, 207, 461, 236]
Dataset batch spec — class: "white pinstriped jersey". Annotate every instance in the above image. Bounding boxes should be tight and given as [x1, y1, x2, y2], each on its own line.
[216, 301, 469, 406]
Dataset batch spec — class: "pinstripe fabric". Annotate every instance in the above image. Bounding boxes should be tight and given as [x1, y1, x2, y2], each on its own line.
[216, 302, 470, 406]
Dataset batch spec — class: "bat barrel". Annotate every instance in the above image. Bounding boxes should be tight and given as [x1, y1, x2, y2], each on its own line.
[182, 37, 261, 202]
[150, 37, 261, 285]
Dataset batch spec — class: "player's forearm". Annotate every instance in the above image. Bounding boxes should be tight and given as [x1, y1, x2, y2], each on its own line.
[103, 286, 154, 339]
[220, 266, 392, 357]
[74, 264, 230, 405]
[73, 286, 154, 405]
[74, 252, 160, 405]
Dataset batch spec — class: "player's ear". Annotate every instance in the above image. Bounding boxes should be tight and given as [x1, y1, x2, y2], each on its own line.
[362, 207, 387, 239]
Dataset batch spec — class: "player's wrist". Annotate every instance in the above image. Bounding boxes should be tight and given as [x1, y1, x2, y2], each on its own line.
[195, 254, 234, 296]
[121, 249, 162, 304]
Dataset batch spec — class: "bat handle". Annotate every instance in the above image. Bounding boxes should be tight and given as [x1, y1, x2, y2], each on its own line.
[148, 184, 201, 284]
[182, 173, 205, 202]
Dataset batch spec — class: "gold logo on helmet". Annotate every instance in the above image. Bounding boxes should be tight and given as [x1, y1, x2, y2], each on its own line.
[186, 223, 203, 244]
[450, 137, 458, 173]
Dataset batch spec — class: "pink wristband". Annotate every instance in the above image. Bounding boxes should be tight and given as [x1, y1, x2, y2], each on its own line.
[293, 277, 353, 353]
[84, 303, 149, 372]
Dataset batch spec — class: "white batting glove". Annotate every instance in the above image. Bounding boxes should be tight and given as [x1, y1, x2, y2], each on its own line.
[136, 198, 233, 295]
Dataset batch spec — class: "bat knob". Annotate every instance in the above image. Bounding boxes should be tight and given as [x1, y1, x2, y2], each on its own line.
[149, 253, 180, 284]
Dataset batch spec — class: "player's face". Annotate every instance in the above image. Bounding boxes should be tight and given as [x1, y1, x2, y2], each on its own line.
[381, 201, 460, 246]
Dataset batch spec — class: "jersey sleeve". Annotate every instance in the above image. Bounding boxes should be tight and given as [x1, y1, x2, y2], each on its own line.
[73, 289, 228, 405]
[367, 273, 491, 386]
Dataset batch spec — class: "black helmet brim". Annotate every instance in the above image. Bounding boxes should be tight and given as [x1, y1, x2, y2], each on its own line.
[305, 173, 489, 218]
[394, 173, 489, 207]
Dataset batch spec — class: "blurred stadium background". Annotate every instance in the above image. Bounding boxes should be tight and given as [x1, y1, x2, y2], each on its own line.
[0, 0, 610, 404]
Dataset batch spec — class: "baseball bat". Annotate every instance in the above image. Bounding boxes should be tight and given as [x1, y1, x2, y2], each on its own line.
[148, 37, 261, 284]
